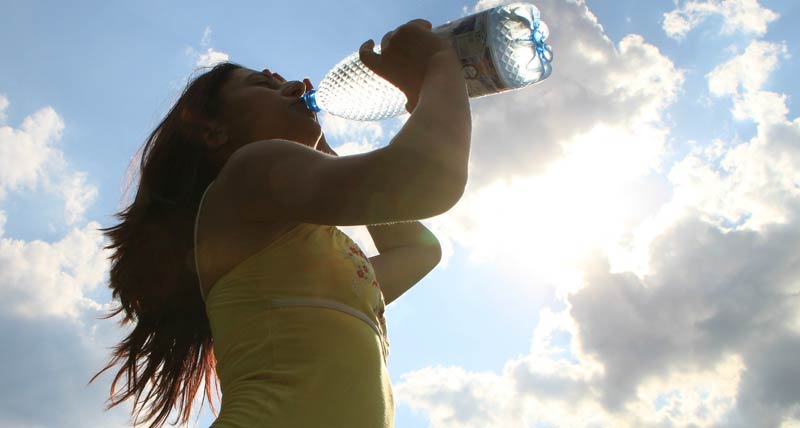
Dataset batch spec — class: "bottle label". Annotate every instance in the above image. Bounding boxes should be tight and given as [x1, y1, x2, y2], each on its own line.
[434, 9, 508, 98]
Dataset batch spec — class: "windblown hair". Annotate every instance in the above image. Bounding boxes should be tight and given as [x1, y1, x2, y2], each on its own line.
[89, 62, 243, 428]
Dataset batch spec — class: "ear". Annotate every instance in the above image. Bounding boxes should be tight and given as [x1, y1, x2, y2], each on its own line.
[181, 108, 229, 150]
[203, 124, 229, 150]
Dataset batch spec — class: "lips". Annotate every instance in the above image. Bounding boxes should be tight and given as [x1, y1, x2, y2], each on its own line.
[291, 98, 317, 121]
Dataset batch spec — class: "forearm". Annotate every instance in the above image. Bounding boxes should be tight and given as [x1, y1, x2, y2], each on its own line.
[391, 50, 472, 184]
[320, 138, 440, 250]
[367, 220, 440, 253]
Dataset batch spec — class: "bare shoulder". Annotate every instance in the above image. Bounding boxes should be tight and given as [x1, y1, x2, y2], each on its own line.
[195, 176, 298, 295]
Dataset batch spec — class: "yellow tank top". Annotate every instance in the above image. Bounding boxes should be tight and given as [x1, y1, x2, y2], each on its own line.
[194, 181, 393, 428]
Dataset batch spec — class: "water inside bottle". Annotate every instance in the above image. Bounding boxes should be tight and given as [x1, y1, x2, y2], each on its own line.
[303, 43, 408, 121]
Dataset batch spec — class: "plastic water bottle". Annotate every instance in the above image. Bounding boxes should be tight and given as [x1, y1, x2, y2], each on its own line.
[302, 2, 553, 121]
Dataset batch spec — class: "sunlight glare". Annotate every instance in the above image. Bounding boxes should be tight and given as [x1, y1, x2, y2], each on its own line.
[451, 123, 667, 294]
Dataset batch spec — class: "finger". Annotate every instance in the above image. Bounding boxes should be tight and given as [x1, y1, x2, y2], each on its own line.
[359, 39, 380, 71]
[407, 19, 432, 30]
[380, 30, 393, 52]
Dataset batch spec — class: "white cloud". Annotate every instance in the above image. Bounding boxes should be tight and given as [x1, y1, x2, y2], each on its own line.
[0, 106, 63, 199]
[0, 96, 131, 427]
[0, 94, 8, 124]
[707, 40, 790, 125]
[571, 213, 800, 406]
[663, 0, 779, 40]
[201, 25, 213, 47]
[565, 17, 800, 424]
[396, 330, 744, 428]
[392, 1, 800, 426]
[0, 94, 211, 426]
[423, 0, 682, 282]
[707, 41, 788, 96]
[630, 355, 744, 427]
[656, 40, 799, 233]
[59, 171, 100, 225]
[185, 26, 230, 69]
[0, 221, 109, 320]
[331, 139, 379, 157]
[460, 0, 682, 186]
[319, 112, 385, 147]
[396, 365, 526, 428]
[395, 210, 800, 427]
[666, 117, 800, 232]
[195, 47, 230, 68]
[0, 99, 98, 224]
[614, 45, 800, 421]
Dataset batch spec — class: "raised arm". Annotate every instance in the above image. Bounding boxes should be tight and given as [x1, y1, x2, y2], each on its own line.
[217, 19, 471, 226]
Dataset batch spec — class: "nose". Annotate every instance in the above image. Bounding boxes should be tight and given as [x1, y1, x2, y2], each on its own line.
[280, 81, 307, 98]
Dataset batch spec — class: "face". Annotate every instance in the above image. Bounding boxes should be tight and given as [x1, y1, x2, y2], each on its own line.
[215, 67, 321, 151]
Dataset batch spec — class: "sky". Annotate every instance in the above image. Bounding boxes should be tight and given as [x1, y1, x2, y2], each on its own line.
[0, 0, 798, 427]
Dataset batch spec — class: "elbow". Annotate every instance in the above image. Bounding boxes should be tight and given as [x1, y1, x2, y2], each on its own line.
[436, 172, 467, 214]
[430, 241, 443, 266]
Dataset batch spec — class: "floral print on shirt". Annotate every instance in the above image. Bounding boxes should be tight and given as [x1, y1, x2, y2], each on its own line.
[333, 227, 390, 359]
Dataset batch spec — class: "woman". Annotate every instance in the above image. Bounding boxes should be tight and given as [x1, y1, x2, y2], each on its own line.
[90, 18, 471, 428]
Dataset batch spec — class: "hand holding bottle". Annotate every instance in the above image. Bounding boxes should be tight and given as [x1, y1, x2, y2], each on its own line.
[303, 2, 553, 121]
[359, 19, 460, 113]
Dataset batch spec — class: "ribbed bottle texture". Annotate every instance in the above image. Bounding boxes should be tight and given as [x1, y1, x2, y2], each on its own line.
[303, 2, 553, 121]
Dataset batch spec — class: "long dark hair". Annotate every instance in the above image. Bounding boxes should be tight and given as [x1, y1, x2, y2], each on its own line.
[89, 61, 243, 428]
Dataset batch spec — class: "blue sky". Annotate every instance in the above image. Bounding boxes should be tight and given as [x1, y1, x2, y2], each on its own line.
[1, 1, 799, 427]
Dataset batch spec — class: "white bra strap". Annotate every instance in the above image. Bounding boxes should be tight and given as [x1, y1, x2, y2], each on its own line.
[269, 297, 388, 363]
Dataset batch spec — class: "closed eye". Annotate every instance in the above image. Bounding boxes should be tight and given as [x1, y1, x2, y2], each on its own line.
[255, 78, 280, 89]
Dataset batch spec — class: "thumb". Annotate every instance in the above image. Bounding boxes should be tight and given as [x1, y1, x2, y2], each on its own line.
[359, 39, 381, 72]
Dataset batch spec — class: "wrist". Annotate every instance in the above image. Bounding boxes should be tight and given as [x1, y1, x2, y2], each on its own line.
[405, 52, 462, 114]
[427, 49, 461, 74]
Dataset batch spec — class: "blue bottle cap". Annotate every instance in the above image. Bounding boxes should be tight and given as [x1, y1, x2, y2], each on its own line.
[302, 89, 321, 113]
[532, 19, 553, 80]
